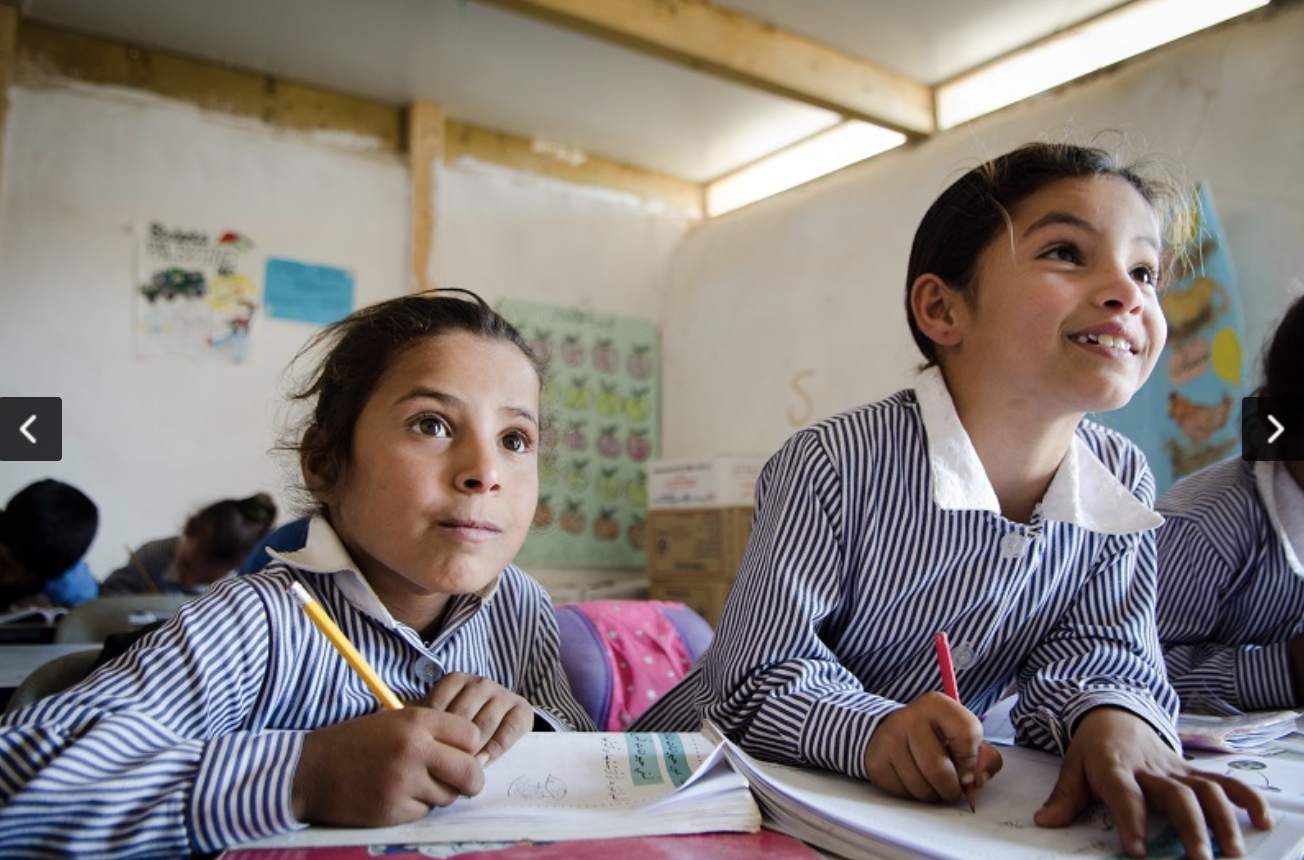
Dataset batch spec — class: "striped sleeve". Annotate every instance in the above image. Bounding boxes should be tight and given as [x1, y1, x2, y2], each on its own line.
[488, 567, 595, 732]
[0, 578, 304, 858]
[1156, 463, 1303, 711]
[1014, 433, 1178, 752]
[1013, 527, 1179, 753]
[697, 429, 900, 778]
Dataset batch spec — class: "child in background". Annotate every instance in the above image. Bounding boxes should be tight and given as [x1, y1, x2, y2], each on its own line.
[0, 289, 592, 858]
[1156, 294, 1304, 711]
[632, 141, 1268, 860]
[102, 493, 278, 595]
[0, 479, 99, 611]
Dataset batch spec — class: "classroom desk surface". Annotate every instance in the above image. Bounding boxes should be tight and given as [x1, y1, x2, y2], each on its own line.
[0, 643, 100, 703]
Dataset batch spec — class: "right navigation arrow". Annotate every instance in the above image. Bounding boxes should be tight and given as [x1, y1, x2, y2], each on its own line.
[1268, 415, 1284, 445]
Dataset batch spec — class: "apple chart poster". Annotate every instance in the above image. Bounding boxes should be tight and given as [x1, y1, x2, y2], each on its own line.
[500, 299, 659, 570]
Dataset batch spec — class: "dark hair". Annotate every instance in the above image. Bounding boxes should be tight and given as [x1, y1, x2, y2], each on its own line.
[286, 288, 543, 504]
[0, 479, 99, 580]
[1260, 295, 1304, 450]
[184, 493, 278, 567]
[905, 141, 1186, 365]
[1261, 294, 1304, 399]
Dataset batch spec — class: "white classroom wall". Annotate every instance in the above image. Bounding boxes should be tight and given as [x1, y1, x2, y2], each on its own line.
[661, 4, 1304, 462]
[0, 82, 409, 577]
[0, 79, 687, 583]
[432, 158, 688, 323]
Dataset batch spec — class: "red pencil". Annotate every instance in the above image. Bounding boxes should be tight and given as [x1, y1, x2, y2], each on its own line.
[933, 631, 976, 812]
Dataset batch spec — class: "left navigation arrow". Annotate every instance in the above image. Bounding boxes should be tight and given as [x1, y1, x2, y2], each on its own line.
[20, 415, 36, 444]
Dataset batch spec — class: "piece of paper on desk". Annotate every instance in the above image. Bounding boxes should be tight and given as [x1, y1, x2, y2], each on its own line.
[1178, 710, 1303, 753]
[241, 732, 760, 850]
[1188, 746, 1304, 815]
[703, 722, 1304, 860]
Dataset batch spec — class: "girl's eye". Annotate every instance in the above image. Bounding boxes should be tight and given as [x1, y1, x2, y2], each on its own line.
[502, 431, 533, 453]
[1132, 265, 1159, 287]
[1043, 244, 1080, 263]
[414, 415, 449, 437]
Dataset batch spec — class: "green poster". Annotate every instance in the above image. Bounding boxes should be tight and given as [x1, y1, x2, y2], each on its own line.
[500, 300, 658, 569]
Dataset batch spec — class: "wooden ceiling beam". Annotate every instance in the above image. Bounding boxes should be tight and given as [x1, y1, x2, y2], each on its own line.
[476, 0, 935, 137]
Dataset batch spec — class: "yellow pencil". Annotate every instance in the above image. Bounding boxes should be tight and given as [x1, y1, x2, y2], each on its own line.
[286, 581, 404, 711]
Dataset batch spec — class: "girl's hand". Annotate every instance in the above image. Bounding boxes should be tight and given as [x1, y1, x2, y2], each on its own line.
[292, 708, 483, 826]
[863, 691, 1003, 803]
[1034, 707, 1273, 860]
[424, 672, 535, 765]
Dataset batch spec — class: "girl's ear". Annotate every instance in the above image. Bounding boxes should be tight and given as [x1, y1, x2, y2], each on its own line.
[300, 436, 338, 509]
[909, 273, 966, 350]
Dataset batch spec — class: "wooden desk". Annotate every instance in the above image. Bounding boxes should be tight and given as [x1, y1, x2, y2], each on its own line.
[0, 643, 100, 709]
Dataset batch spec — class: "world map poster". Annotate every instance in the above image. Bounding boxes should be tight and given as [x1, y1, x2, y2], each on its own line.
[500, 299, 659, 569]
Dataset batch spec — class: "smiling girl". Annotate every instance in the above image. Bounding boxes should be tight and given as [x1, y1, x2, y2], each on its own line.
[632, 141, 1270, 860]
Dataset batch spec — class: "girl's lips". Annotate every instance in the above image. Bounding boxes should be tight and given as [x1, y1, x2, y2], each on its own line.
[439, 519, 502, 539]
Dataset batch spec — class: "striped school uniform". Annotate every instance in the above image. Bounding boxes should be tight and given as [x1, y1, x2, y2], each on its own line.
[631, 367, 1177, 780]
[0, 517, 591, 859]
[1156, 457, 1304, 712]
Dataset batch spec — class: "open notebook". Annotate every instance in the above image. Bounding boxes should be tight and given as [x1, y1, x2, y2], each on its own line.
[0, 606, 67, 626]
[240, 731, 760, 849]
[706, 722, 1304, 860]
[238, 726, 1304, 859]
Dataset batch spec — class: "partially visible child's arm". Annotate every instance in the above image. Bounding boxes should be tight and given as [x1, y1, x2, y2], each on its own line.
[1034, 706, 1271, 860]
[1157, 514, 1300, 711]
[863, 691, 1003, 804]
[292, 706, 484, 827]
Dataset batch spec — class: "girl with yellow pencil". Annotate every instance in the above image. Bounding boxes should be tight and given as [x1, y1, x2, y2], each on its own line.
[0, 289, 593, 858]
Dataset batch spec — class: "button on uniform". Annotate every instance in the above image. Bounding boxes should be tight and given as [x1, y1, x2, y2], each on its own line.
[414, 656, 442, 684]
[951, 641, 976, 670]
[999, 533, 1029, 560]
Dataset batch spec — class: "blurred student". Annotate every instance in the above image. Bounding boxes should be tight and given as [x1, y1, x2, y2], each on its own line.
[236, 515, 308, 576]
[102, 493, 277, 596]
[0, 479, 99, 611]
[1156, 293, 1304, 712]
[631, 141, 1268, 860]
[0, 289, 591, 857]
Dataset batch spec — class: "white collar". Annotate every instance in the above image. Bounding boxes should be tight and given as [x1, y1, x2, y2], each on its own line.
[269, 516, 400, 628]
[1254, 460, 1304, 575]
[915, 367, 1162, 534]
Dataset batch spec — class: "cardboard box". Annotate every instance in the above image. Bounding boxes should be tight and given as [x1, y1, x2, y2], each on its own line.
[646, 507, 754, 579]
[649, 577, 733, 628]
[647, 506, 754, 627]
[647, 457, 766, 509]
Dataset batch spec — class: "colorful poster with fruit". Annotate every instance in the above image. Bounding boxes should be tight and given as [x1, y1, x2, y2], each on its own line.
[1093, 183, 1246, 494]
[500, 300, 658, 569]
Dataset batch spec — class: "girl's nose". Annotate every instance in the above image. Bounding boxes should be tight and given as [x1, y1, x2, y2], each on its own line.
[1097, 266, 1147, 314]
[456, 439, 502, 493]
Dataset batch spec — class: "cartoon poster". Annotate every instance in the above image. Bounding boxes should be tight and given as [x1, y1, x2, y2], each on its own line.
[500, 300, 659, 570]
[1094, 183, 1246, 494]
[134, 222, 260, 363]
